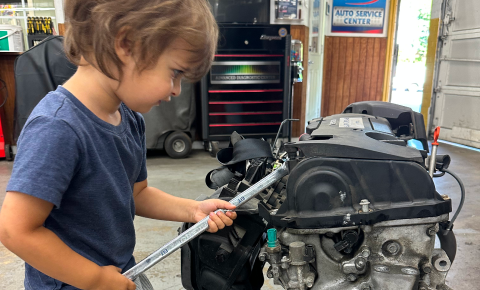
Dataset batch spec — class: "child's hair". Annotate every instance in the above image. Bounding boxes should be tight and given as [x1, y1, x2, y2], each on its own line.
[64, 0, 218, 82]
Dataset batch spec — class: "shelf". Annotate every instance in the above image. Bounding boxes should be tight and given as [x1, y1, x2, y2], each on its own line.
[0, 16, 56, 19]
[209, 122, 282, 127]
[0, 8, 55, 11]
[0, 51, 23, 56]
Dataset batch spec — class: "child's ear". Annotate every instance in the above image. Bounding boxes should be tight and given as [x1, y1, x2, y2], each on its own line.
[115, 27, 134, 64]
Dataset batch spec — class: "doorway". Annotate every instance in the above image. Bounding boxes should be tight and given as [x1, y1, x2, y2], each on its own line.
[305, 0, 326, 124]
[390, 0, 433, 112]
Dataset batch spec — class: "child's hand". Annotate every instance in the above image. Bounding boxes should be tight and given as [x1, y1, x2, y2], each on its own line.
[193, 200, 238, 233]
[88, 265, 136, 290]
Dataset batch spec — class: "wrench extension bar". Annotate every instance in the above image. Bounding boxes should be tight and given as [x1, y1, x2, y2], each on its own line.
[123, 162, 289, 280]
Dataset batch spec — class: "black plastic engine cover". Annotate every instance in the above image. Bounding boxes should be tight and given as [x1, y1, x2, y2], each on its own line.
[260, 157, 452, 229]
[344, 101, 429, 152]
[289, 113, 426, 164]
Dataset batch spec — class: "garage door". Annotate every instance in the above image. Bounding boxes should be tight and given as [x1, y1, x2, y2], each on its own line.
[431, 0, 480, 148]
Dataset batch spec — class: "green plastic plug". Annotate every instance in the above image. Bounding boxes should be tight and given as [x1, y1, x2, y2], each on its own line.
[267, 228, 278, 248]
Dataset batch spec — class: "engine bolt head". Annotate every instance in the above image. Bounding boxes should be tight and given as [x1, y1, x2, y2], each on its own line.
[305, 276, 314, 288]
[359, 199, 371, 213]
[361, 248, 371, 258]
[347, 273, 357, 282]
[267, 271, 273, 278]
[355, 257, 367, 270]
[422, 263, 432, 274]
[385, 241, 401, 256]
[427, 227, 437, 236]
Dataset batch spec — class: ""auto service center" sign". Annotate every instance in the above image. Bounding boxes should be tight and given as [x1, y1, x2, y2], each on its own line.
[330, 0, 389, 37]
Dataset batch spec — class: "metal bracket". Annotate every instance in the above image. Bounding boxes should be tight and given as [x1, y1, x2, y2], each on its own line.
[444, 13, 455, 26]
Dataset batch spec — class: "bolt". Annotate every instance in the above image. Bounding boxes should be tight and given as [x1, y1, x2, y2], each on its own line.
[386, 242, 401, 255]
[305, 276, 314, 288]
[359, 199, 370, 213]
[361, 248, 371, 258]
[347, 273, 357, 282]
[267, 271, 273, 278]
[259, 253, 266, 262]
[355, 257, 367, 270]
[418, 282, 430, 290]
[422, 263, 432, 274]
[427, 226, 437, 236]
[281, 256, 290, 269]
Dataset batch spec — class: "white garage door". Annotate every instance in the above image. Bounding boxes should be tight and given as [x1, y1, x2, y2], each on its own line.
[431, 0, 480, 148]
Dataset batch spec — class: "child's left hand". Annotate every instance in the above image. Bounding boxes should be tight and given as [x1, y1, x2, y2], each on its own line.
[193, 200, 238, 233]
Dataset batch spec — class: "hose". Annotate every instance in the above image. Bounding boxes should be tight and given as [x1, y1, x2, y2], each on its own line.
[442, 168, 465, 231]
[433, 168, 463, 263]
[433, 171, 446, 178]
[438, 226, 457, 263]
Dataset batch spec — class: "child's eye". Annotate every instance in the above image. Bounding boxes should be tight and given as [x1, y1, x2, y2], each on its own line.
[172, 70, 184, 79]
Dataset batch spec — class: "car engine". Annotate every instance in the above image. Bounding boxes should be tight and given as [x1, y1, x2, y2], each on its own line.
[181, 102, 463, 290]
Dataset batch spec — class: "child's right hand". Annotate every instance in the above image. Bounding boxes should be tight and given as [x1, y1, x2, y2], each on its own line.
[88, 265, 136, 290]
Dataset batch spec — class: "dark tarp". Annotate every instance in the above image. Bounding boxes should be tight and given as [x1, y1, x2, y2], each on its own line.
[13, 36, 195, 149]
[142, 82, 196, 149]
[14, 36, 77, 142]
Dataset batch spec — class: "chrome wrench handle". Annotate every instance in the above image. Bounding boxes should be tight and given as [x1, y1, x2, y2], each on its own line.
[123, 162, 289, 280]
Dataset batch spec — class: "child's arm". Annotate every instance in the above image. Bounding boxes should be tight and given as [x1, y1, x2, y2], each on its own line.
[133, 180, 237, 232]
[0, 191, 136, 290]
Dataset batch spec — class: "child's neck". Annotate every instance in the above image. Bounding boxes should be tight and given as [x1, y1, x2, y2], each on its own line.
[63, 65, 123, 126]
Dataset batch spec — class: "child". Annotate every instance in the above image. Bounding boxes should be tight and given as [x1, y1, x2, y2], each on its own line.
[0, 1, 236, 289]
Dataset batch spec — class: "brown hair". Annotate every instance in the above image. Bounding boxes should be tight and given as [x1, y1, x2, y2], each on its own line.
[64, 0, 218, 82]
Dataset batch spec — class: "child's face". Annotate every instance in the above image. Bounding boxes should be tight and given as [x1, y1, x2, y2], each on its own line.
[113, 39, 194, 113]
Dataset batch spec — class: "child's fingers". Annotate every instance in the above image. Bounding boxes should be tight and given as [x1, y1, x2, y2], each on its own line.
[216, 211, 234, 226]
[224, 202, 237, 210]
[213, 199, 236, 211]
[210, 212, 225, 230]
[127, 280, 137, 290]
[226, 211, 237, 220]
[207, 213, 220, 232]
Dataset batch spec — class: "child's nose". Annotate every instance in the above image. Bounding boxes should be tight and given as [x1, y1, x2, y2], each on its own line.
[171, 79, 182, 97]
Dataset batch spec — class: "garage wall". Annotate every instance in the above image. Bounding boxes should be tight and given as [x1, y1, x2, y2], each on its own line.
[321, 36, 387, 117]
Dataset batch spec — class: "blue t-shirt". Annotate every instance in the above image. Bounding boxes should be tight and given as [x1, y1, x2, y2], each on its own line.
[7, 86, 148, 290]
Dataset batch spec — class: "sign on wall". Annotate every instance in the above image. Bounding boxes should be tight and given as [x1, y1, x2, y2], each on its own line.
[327, 0, 389, 37]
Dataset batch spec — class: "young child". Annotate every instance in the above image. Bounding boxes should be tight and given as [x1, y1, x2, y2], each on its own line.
[0, 1, 236, 289]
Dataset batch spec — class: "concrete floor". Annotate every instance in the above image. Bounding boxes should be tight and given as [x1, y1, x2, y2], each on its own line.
[0, 143, 479, 289]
